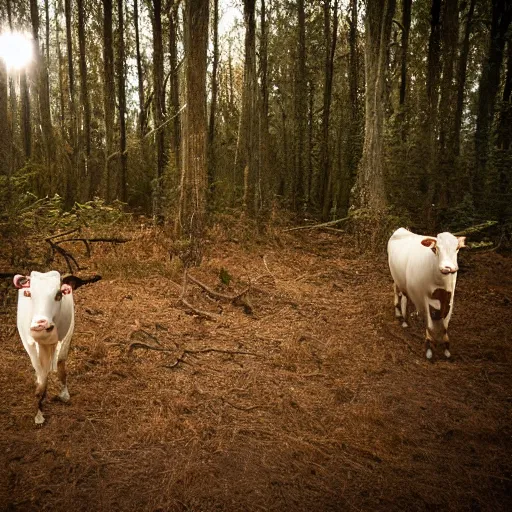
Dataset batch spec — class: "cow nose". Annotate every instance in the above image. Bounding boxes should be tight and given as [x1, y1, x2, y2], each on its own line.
[441, 266, 458, 274]
[30, 318, 50, 331]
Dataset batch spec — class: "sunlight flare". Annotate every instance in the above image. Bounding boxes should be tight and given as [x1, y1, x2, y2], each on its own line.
[0, 31, 34, 70]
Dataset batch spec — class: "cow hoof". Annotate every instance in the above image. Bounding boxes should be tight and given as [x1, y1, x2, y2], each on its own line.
[35, 410, 45, 425]
[59, 388, 70, 403]
[426, 348, 433, 360]
[401, 322, 408, 328]
[444, 349, 451, 358]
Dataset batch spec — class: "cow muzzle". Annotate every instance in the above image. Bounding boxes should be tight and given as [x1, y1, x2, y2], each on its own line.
[30, 318, 55, 333]
[440, 266, 458, 274]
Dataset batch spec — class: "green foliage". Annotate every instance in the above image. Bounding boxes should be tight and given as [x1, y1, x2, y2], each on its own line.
[219, 267, 232, 285]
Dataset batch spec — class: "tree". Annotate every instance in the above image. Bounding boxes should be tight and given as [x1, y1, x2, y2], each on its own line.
[208, 0, 219, 193]
[116, 0, 127, 203]
[351, 0, 396, 212]
[474, 0, 512, 210]
[240, 0, 258, 215]
[77, 0, 92, 196]
[176, 0, 209, 265]
[102, 0, 116, 202]
[319, 0, 339, 220]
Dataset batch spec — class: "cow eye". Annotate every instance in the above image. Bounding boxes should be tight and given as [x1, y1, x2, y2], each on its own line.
[24, 290, 31, 298]
[431, 247, 438, 255]
[55, 291, 63, 301]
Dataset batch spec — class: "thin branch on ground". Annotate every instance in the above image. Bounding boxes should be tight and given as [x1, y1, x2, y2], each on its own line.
[163, 347, 259, 370]
[282, 216, 350, 233]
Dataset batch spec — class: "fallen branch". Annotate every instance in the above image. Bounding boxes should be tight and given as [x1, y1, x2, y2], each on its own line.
[187, 273, 250, 302]
[163, 347, 259, 370]
[452, 221, 498, 237]
[282, 216, 350, 233]
[179, 271, 253, 319]
[180, 297, 221, 321]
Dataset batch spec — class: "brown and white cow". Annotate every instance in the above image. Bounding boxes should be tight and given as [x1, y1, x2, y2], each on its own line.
[387, 228, 466, 360]
[13, 271, 95, 424]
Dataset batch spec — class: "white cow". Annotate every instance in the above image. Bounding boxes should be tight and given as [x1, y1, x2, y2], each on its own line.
[14, 271, 85, 424]
[387, 228, 466, 360]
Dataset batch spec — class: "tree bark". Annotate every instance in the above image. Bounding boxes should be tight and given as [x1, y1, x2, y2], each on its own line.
[208, 0, 219, 193]
[134, 0, 146, 138]
[259, 0, 270, 210]
[168, 0, 181, 172]
[151, 0, 167, 185]
[116, 0, 127, 203]
[294, 0, 306, 211]
[240, 0, 258, 215]
[352, 0, 396, 211]
[64, 0, 77, 206]
[399, 0, 411, 106]
[102, 0, 116, 202]
[176, 0, 209, 265]
[77, 0, 92, 197]
[320, 0, 339, 220]
[453, 0, 476, 156]
[474, 0, 512, 209]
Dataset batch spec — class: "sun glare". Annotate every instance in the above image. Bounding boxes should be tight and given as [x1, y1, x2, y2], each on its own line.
[0, 31, 34, 71]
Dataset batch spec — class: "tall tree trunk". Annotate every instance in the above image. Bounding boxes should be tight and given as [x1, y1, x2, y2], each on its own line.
[152, 0, 166, 185]
[134, 0, 146, 138]
[423, 0, 442, 229]
[78, 0, 92, 197]
[20, 72, 31, 161]
[320, 0, 339, 220]
[294, 0, 306, 211]
[30, 0, 54, 196]
[208, 0, 219, 194]
[64, 0, 77, 206]
[474, 0, 512, 209]
[176, 0, 209, 265]
[352, 0, 396, 212]
[435, 0, 459, 211]
[241, 0, 258, 215]
[453, 0, 476, 156]
[259, 0, 270, 210]
[168, 0, 181, 172]
[399, 0, 412, 106]
[117, 0, 127, 203]
[340, 0, 361, 214]
[0, 25, 9, 200]
[56, 0, 66, 135]
[102, 0, 115, 202]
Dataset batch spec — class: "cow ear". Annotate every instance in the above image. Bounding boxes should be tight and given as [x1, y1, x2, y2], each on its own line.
[61, 275, 83, 291]
[62, 274, 101, 291]
[457, 236, 467, 249]
[13, 275, 30, 289]
[421, 238, 437, 249]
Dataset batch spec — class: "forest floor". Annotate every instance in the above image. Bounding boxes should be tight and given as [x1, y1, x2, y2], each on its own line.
[0, 220, 511, 512]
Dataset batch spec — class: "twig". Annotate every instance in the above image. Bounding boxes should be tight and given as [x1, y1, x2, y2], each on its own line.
[180, 297, 221, 321]
[163, 347, 259, 370]
[282, 216, 350, 233]
[186, 273, 250, 302]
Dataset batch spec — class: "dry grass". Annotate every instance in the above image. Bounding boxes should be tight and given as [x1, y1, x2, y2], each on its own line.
[0, 223, 511, 511]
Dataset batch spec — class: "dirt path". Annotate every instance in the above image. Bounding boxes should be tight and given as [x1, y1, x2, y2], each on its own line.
[1, 230, 511, 511]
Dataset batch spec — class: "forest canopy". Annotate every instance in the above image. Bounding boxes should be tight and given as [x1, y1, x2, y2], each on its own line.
[0, 0, 511, 253]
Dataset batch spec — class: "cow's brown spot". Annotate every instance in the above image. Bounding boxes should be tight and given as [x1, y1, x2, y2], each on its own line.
[431, 288, 452, 319]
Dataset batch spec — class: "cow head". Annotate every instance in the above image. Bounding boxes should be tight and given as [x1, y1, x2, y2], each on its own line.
[13, 271, 77, 342]
[421, 233, 466, 274]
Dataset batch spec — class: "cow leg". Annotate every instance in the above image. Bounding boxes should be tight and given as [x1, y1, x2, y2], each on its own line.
[394, 284, 408, 327]
[400, 294, 408, 328]
[34, 375, 48, 425]
[425, 328, 434, 360]
[443, 329, 451, 358]
[57, 360, 70, 402]
[393, 284, 401, 317]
